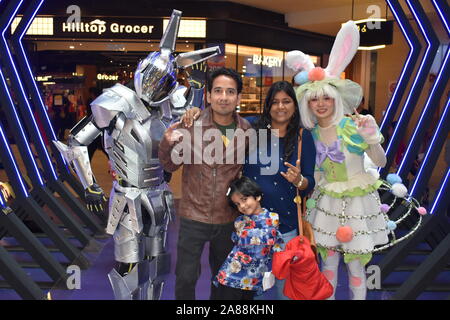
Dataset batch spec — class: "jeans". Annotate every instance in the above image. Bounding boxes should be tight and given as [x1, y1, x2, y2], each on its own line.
[175, 217, 235, 300]
[216, 283, 256, 300]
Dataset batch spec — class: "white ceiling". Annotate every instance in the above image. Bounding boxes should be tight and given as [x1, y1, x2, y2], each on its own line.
[228, 0, 445, 39]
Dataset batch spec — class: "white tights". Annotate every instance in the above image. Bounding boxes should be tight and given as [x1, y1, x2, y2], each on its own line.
[321, 250, 367, 300]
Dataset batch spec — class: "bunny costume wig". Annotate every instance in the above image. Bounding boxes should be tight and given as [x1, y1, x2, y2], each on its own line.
[287, 21, 364, 128]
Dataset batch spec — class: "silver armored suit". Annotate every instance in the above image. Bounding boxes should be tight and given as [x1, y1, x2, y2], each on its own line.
[94, 83, 175, 261]
[93, 83, 175, 299]
[53, 9, 220, 300]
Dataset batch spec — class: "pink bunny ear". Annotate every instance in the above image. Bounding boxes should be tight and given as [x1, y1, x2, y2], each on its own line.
[325, 21, 360, 78]
[286, 50, 315, 72]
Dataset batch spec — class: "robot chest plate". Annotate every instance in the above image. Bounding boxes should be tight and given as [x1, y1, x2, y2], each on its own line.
[106, 115, 167, 187]
[113, 117, 166, 163]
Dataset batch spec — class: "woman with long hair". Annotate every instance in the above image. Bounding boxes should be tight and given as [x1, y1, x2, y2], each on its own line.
[242, 80, 316, 300]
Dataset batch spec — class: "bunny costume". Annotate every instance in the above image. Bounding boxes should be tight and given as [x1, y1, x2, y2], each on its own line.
[287, 21, 388, 300]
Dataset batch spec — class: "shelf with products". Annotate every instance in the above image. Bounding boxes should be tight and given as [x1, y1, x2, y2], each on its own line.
[237, 111, 261, 114]
[241, 75, 262, 113]
[239, 102, 261, 113]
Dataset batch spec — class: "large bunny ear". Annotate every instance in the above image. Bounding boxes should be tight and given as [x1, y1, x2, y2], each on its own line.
[325, 21, 360, 78]
[286, 50, 315, 72]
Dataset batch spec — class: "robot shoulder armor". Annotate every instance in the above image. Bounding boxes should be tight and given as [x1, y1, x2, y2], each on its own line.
[91, 84, 132, 128]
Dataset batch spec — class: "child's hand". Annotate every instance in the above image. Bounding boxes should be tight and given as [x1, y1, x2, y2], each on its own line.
[262, 272, 275, 291]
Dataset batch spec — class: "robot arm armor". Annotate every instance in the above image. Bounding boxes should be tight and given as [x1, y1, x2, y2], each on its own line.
[69, 115, 102, 146]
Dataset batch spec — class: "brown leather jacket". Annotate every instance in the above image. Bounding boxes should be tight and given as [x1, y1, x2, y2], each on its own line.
[159, 107, 252, 224]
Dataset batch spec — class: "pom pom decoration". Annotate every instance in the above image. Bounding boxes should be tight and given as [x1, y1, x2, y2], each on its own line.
[306, 199, 316, 209]
[285, 50, 315, 72]
[336, 226, 353, 243]
[387, 173, 402, 185]
[417, 207, 427, 216]
[294, 71, 309, 86]
[391, 183, 408, 198]
[380, 204, 390, 213]
[308, 67, 326, 81]
[387, 220, 397, 231]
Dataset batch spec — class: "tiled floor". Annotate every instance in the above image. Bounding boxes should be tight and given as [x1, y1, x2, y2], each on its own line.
[1, 148, 449, 300]
[2, 212, 449, 300]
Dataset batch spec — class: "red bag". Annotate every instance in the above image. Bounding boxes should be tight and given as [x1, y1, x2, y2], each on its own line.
[271, 129, 333, 300]
[272, 235, 333, 300]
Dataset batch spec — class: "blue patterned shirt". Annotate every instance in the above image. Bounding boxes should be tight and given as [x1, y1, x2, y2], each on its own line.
[214, 208, 283, 295]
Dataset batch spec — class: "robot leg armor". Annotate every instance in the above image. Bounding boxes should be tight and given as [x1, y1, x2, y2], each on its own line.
[108, 253, 170, 300]
[142, 189, 173, 298]
[108, 188, 172, 300]
[112, 205, 144, 264]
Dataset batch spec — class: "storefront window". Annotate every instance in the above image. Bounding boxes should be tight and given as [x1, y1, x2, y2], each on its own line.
[237, 45, 262, 114]
[223, 43, 321, 114]
[225, 44, 237, 69]
[261, 48, 284, 105]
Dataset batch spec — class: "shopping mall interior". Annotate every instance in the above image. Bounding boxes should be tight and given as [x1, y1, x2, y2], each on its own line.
[0, 0, 448, 302]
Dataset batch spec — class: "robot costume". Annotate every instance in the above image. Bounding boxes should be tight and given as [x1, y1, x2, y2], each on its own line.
[54, 10, 220, 300]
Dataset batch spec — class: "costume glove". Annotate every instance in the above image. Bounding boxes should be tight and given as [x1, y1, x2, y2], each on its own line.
[356, 115, 382, 145]
[85, 183, 107, 213]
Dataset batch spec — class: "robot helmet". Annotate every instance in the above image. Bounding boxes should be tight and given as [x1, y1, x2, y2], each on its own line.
[134, 50, 177, 103]
[134, 9, 221, 105]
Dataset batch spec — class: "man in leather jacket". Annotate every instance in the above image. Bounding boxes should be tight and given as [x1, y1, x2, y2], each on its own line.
[159, 67, 251, 299]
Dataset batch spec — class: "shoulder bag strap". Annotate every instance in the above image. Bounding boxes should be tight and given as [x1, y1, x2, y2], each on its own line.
[296, 128, 304, 236]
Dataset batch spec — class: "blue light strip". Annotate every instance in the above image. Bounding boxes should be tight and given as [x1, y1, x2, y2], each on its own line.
[0, 68, 41, 190]
[432, 0, 450, 36]
[398, 48, 449, 175]
[427, 0, 450, 215]
[430, 168, 450, 215]
[1, 0, 55, 182]
[15, 0, 54, 142]
[407, 0, 450, 201]
[12, 0, 67, 169]
[0, 0, 44, 186]
[0, 192, 5, 208]
[410, 96, 450, 200]
[0, 120, 29, 198]
[381, 0, 439, 178]
[396, 0, 443, 178]
[379, 0, 421, 136]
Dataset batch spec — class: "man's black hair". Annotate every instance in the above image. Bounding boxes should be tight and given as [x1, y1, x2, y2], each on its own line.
[207, 67, 242, 94]
[227, 176, 263, 209]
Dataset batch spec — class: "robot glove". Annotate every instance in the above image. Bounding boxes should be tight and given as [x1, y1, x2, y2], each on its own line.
[84, 183, 107, 213]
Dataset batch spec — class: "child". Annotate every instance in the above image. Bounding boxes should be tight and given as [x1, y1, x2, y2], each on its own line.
[287, 21, 388, 300]
[213, 176, 282, 300]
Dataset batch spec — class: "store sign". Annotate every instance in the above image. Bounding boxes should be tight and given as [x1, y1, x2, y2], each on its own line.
[97, 73, 119, 81]
[36, 75, 52, 82]
[53, 17, 163, 39]
[355, 20, 393, 47]
[252, 54, 282, 68]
